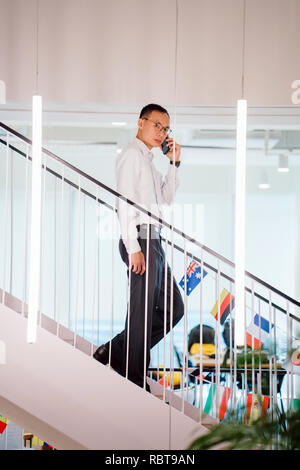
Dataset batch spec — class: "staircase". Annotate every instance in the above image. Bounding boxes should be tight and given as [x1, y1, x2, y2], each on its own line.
[0, 288, 210, 450]
[0, 122, 299, 449]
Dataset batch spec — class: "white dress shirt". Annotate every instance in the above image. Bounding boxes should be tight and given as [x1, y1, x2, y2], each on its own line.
[115, 137, 180, 254]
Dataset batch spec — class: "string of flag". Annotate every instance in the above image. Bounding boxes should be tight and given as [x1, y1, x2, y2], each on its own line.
[246, 313, 274, 349]
[155, 366, 278, 423]
[179, 260, 207, 295]
[179, 260, 235, 324]
[157, 374, 233, 421]
[179, 259, 282, 352]
[203, 386, 272, 422]
[155, 369, 299, 423]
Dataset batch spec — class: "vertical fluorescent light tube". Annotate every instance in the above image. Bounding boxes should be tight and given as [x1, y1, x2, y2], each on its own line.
[234, 99, 247, 346]
[27, 95, 42, 343]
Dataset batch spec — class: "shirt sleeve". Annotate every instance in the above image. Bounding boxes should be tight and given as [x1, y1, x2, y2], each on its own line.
[115, 148, 142, 255]
[156, 163, 180, 205]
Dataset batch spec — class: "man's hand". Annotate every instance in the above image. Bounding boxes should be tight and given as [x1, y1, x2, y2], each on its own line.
[129, 251, 146, 275]
[164, 137, 181, 162]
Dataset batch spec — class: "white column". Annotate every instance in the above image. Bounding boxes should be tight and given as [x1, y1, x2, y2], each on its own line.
[234, 99, 247, 346]
[27, 95, 42, 343]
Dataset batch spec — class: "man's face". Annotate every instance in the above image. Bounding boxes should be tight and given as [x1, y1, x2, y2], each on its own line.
[138, 110, 170, 149]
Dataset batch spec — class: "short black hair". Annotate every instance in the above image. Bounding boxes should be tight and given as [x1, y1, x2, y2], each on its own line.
[139, 103, 170, 119]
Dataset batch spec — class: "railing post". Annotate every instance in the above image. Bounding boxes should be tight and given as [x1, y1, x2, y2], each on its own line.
[251, 279, 255, 415]
[21, 143, 30, 318]
[199, 247, 204, 424]
[53, 176, 57, 323]
[169, 224, 175, 394]
[2, 131, 10, 305]
[273, 305, 277, 416]
[57, 164, 65, 338]
[143, 223, 150, 391]
[268, 289, 273, 419]
[67, 184, 72, 331]
[9, 144, 14, 295]
[108, 199, 116, 368]
[216, 259, 221, 423]
[125, 252, 132, 380]
[38, 152, 47, 329]
[163, 229, 169, 403]
[229, 280, 234, 420]
[74, 175, 81, 349]
[91, 185, 99, 356]
[182, 239, 187, 412]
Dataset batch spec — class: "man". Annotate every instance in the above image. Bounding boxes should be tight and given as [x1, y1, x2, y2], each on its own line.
[93, 104, 184, 391]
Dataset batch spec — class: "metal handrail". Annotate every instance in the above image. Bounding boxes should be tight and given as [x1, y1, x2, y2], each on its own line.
[1, 121, 300, 315]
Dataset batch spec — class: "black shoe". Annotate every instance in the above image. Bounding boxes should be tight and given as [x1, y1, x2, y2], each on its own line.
[93, 344, 109, 365]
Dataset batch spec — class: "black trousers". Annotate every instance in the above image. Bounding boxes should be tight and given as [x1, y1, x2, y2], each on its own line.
[105, 225, 184, 389]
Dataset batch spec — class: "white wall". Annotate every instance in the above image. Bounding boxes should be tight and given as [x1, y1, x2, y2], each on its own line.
[1, 0, 300, 105]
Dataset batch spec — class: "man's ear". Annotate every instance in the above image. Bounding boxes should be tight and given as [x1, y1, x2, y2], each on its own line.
[138, 118, 143, 129]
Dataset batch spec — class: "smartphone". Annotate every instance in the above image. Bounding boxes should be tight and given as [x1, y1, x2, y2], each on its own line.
[161, 138, 171, 155]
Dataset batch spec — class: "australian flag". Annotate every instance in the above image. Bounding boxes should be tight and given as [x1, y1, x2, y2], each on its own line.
[179, 260, 208, 296]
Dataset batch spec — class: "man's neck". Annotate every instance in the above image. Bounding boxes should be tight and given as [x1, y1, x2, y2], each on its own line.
[136, 133, 153, 150]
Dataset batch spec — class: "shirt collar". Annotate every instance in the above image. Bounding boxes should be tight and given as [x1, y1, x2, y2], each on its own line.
[134, 137, 154, 161]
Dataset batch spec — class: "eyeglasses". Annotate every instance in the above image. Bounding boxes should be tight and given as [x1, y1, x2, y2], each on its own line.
[142, 117, 172, 136]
